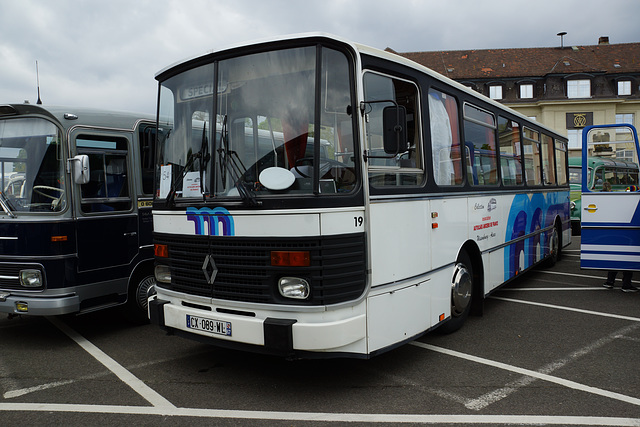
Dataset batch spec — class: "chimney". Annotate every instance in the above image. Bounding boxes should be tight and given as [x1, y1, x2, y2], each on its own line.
[599, 36, 610, 45]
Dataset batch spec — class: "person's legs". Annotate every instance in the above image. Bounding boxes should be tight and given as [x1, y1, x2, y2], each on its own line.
[621, 271, 637, 292]
[603, 271, 618, 289]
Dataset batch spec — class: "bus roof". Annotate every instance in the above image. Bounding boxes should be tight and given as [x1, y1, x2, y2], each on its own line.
[155, 32, 566, 141]
[0, 103, 154, 132]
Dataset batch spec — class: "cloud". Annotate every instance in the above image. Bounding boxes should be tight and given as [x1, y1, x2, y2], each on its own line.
[1, 0, 638, 114]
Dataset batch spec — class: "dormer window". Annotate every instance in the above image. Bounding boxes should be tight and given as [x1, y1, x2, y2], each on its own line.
[567, 79, 591, 98]
[618, 80, 631, 96]
[489, 85, 503, 100]
[519, 83, 534, 99]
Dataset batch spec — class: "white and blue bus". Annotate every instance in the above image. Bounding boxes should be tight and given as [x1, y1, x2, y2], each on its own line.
[0, 103, 158, 319]
[149, 34, 571, 358]
[580, 123, 640, 271]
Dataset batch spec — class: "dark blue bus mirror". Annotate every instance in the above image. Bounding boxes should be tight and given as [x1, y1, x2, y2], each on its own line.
[70, 154, 90, 184]
[383, 105, 407, 155]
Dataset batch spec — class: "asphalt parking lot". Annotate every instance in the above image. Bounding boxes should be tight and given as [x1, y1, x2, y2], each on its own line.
[1, 236, 639, 426]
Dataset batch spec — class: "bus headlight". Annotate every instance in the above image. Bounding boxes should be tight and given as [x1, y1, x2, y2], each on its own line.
[20, 270, 42, 287]
[278, 277, 310, 300]
[155, 265, 171, 284]
[570, 201, 576, 210]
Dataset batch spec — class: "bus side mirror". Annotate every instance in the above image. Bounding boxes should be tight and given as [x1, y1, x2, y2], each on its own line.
[70, 155, 90, 184]
[383, 105, 407, 155]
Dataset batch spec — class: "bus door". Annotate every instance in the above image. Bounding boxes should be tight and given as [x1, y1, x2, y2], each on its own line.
[72, 130, 138, 278]
[580, 124, 640, 270]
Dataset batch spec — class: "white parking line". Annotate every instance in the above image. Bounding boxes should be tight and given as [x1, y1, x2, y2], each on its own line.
[2, 267, 637, 425]
[492, 297, 640, 323]
[0, 402, 639, 425]
[2, 348, 213, 399]
[45, 316, 175, 409]
[411, 338, 640, 407]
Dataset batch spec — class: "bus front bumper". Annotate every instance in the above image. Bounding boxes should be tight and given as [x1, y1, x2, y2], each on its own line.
[0, 291, 80, 316]
[148, 297, 366, 356]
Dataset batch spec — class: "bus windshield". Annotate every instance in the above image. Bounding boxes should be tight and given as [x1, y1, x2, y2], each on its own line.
[157, 45, 357, 205]
[0, 117, 65, 214]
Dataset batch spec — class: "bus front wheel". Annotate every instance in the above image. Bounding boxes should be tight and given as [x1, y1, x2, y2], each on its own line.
[126, 273, 156, 322]
[439, 252, 473, 334]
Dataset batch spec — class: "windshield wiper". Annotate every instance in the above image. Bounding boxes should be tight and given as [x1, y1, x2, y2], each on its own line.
[217, 115, 258, 206]
[0, 192, 16, 218]
[165, 123, 210, 207]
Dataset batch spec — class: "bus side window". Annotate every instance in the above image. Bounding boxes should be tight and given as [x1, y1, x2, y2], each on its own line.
[555, 139, 568, 186]
[429, 89, 463, 186]
[77, 135, 132, 213]
[498, 116, 524, 186]
[139, 125, 157, 196]
[463, 104, 498, 186]
[363, 71, 424, 189]
[541, 134, 556, 185]
[523, 127, 542, 186]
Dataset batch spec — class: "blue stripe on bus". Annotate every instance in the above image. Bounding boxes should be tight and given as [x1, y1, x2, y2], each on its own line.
[581, 228, 640, 246]
[581, 259, 640, 270]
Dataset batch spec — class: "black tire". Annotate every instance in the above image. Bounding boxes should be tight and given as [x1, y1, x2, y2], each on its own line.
[125, 274, 155, 323]
[544, 223, 562, 267]
[438, 251, 473, 334]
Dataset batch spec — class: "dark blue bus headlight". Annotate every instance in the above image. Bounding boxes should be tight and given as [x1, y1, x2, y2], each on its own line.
[20, 270, 42, 288]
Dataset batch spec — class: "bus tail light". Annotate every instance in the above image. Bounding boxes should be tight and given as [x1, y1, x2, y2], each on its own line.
[278, 277, 310, 300]
[271, 251, 310, 267]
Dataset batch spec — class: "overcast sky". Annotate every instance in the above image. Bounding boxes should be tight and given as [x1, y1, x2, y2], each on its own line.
[1, 0, 638, 115]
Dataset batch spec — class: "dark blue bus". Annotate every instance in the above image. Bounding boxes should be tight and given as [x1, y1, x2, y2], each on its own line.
[0, 103, 157, 319]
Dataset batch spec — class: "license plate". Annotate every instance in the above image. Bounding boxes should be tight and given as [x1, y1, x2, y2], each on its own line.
[186, 314, 232, 336]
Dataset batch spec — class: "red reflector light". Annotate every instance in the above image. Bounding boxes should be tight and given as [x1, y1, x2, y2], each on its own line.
[155, 244, 169, 258]
[271, 251, 310, 267]
[51, 235, 68, 242]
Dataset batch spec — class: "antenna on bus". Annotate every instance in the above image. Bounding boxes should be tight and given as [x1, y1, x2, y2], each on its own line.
[35, 60, 42, 105]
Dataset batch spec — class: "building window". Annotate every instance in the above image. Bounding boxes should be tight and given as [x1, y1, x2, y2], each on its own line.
[618, 80, 631, 96]
[489, 85, 503, 100]
[519, 84, 533, 99]
[567, 129, 583, 150]
[616, 149, 634, 161]
[616, 113, 634, 126]
[567, 79, 591, 98]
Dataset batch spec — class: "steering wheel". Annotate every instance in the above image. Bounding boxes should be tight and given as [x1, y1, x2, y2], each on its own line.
[293, 157, 347, 179]
[33, 185, 65, 210]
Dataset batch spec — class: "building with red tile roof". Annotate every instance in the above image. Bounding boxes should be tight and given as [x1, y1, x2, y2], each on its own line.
[389, 37, 640, 157]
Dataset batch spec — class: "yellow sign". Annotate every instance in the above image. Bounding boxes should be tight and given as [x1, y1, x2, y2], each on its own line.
[573, 114, 587, 128]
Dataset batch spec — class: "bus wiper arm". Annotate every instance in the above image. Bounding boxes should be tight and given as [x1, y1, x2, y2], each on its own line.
[218, 115, 258, 206]
[0, 192, 16, 218]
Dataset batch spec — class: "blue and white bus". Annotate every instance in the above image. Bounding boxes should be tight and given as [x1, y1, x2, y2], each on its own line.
[580, 123, 640, 271]
[0, 103, 158, 319]
[148, 33, 571, 358]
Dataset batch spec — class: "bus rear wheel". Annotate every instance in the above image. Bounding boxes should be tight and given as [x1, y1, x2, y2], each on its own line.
[439, 251, 473, 334]
[545, 223, 562, 267]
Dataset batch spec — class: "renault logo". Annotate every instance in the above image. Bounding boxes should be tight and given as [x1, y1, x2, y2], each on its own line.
[202, 254, 218, 285]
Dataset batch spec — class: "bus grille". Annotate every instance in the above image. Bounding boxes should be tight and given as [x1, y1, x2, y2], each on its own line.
[154, 233, 367, 305]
